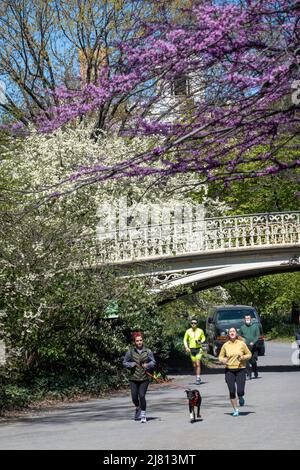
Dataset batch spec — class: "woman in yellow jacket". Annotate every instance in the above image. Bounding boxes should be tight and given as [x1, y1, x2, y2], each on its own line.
[218, 327, 252, 417]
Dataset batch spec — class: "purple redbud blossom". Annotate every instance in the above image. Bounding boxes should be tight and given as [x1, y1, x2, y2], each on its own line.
[7, 1, 300, 187]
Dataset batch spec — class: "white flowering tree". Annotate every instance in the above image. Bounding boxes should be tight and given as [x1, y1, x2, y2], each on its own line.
[2, 123, 229, 248]
[0, 124, 231, 406]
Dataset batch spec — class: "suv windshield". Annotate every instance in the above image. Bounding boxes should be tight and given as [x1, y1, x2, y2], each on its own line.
[216, 309, 257, 322]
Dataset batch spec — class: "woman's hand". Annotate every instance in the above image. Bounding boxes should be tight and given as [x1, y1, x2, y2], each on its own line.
[237, 355, 245, 361]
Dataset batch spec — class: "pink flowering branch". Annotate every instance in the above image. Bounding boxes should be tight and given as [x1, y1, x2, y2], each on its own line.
[29, 1, 300, 188]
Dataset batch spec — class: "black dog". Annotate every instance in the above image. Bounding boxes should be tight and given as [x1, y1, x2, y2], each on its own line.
[185, 389, 202, 423]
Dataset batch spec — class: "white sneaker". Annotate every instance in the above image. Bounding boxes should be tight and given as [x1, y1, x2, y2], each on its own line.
[140, 412, 147, 423]
[134, 407, 141, 420]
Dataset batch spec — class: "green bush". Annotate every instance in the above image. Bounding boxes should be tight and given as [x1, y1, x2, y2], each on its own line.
[0, 384, 32, 410]
[261, 314, 297, 339]
[0, 253, 174, 412]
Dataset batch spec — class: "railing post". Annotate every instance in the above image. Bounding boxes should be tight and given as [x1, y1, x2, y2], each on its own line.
[250, 216, 255, 246]
[235, 217, 239, 248]
[265, 215, 270, 245]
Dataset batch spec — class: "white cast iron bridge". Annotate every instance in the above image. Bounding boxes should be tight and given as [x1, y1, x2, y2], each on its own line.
[93, 211, 300, 293]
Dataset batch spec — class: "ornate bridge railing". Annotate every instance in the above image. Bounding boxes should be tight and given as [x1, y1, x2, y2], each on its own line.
[94, 211, 300, 263]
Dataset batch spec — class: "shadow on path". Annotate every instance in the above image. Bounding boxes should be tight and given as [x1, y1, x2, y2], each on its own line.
[0, 393, 237, 426]
[172, 364, 300, 376]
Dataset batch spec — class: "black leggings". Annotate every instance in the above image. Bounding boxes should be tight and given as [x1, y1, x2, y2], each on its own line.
[225, 368, 246, 399]
[130, 380, 149, 411]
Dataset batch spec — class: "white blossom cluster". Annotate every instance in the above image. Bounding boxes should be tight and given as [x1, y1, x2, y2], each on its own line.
[2, 122, 221, 210]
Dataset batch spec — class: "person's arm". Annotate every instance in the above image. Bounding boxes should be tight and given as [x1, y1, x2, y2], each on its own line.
[253, 324, 260, 344]
[240, 343, 252, 361]
[143, 349, 156, 370]
[240, 326, 249, 344]
[239, 325, 245, 338]
[123, 350, 136, 369]
[183, 330, 190, 351]
[218, 344, 228, 364]
[199, 329, 206, 344]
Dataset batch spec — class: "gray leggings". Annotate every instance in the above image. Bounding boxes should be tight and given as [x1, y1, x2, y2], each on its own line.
[130, 380, 149, 411]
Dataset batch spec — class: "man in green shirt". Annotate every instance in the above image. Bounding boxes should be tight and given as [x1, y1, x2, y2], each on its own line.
[183, 318, 206, 385]
[240, 314, 260, 379]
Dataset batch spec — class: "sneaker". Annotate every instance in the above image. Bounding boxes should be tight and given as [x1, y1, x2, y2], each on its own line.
[239, 396, 245, 407]
[232, 409, 239, 417]
[134, 407, 141, 420]
[195, 378, 201, 385]
[254, 372, 258, 379]
[140, 414, 147, 423]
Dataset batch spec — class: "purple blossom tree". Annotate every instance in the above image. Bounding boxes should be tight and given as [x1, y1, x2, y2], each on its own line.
[35, 0, 300, 188]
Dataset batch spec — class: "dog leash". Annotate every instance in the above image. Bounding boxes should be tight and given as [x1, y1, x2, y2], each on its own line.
[133, 361, 187, 389]
[147, 370, 190, 390]
[133, 350, 209, 391]
[141, 366, 198, 391]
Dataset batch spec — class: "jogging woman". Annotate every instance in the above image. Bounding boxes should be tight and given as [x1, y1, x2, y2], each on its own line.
[123, 331, 156, 423]
[218, 327, 252, 417]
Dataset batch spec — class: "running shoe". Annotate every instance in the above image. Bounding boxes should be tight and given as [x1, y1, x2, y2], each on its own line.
[239, 396, 245, 407]
[134, 407, 141, 420]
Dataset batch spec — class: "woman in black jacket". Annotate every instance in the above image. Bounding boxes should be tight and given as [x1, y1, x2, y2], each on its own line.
[123, 331, 155, 423]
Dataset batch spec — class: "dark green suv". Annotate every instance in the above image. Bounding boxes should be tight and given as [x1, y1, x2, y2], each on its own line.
[206, 305, 265, 357]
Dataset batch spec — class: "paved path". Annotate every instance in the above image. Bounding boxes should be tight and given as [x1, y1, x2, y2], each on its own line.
[0, 341, 299, 450]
